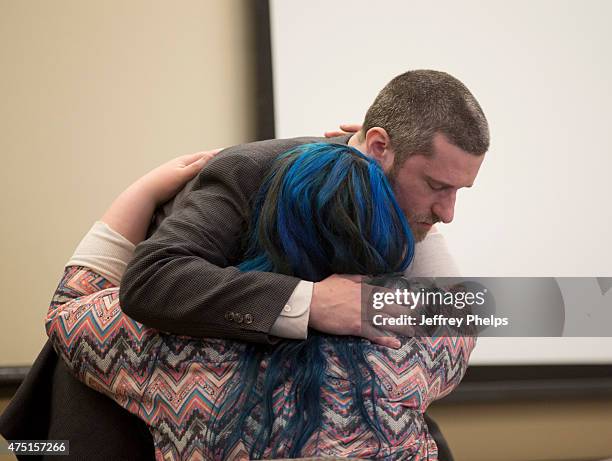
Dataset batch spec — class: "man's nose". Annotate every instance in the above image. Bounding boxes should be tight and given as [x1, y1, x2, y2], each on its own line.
[432, 191, 456, 224]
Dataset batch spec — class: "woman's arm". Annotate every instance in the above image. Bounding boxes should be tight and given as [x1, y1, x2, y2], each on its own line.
[45, 271, 161, 419]
[102, 151, 219, 245]
[45, 151, 219, 418]
[49, 150, 219, 307]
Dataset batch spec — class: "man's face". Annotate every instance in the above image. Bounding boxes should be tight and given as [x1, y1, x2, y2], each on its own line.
[388, 133, 485, 241]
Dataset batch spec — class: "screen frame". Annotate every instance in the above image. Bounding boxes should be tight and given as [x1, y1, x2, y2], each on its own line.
[256, 0, 612, 400]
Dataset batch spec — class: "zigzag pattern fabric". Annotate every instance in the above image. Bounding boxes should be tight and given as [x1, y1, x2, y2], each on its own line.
[46, 266, 475, 460]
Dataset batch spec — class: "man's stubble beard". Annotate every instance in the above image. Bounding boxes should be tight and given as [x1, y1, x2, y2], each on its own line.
[411, 224, 429, 242]
[386, 171, 431, 243]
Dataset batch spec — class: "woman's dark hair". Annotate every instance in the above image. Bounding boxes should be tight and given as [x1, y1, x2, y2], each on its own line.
[209, 143, 415, 458]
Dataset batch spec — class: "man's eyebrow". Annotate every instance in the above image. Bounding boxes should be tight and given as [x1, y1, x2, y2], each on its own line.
[427, 176, 473, 189]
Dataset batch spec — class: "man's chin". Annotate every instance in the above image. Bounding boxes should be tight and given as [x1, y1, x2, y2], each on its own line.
[414, 230, 427, 242]
[412, 224, 432, 242]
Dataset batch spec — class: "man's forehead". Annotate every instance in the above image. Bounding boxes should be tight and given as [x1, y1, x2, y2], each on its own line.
[423, 134, 484, 188]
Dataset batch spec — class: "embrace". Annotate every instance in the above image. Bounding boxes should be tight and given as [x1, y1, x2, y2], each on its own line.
[5, 70, 490, 460]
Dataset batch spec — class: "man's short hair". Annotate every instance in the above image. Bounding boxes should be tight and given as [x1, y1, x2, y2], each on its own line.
[362, 70, 490, 165]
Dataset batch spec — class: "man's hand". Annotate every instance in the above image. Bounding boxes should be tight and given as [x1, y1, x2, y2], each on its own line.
[324, 123, 362, 138]
[309, 274, 407, 349]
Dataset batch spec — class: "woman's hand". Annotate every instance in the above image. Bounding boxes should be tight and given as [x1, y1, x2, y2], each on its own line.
[102, 149, 220, 245]
[138, 150, 221, 206]
[324, 123, 362, 138]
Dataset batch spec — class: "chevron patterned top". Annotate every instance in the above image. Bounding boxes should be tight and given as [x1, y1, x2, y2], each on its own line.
[46, 266, 475, 460]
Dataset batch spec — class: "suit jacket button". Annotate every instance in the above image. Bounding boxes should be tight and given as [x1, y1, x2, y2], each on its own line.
[225, 312, 234, 321]
[235, 313, 244, 323]
[244, 313, 253, 324]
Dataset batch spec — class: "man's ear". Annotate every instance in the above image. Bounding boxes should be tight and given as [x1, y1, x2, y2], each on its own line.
[364, 127, 395, 172]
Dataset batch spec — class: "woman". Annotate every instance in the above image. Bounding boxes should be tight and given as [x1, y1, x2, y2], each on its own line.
[46, 143, 475, 460]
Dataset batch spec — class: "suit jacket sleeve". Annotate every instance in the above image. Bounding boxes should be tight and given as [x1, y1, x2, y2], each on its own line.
[120, 148, 301, 343]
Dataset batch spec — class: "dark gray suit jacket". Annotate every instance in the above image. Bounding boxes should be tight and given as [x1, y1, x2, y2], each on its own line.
[121, 136, 348, 342]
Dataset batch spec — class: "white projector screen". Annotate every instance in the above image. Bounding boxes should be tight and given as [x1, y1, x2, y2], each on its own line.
[269, 0, 612, 365]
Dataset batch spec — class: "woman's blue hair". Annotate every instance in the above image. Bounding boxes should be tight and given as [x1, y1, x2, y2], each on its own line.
[208, 143, 415, 458]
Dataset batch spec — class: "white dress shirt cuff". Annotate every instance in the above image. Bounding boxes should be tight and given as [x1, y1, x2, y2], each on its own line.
[269, 280, 313, 340]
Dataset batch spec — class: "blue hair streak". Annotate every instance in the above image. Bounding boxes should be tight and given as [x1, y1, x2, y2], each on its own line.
[210, 143, 415, 458]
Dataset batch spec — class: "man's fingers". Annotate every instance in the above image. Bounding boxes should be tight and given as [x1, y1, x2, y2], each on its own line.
[375, 321, 414, 337]
[344, 274, 365, 282]
[365, 299, 417, 337]
[367, 333, 401, 349]
[380, 302, 411, 318]
[362, 313, 395, 339]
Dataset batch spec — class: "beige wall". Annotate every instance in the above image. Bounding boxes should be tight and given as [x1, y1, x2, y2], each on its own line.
[0, 0, 256, 366]
[429, 398, 612, 461]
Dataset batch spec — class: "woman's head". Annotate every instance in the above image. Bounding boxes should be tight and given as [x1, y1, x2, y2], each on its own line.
[220, 143, 414, 457]
[239, 143, 415, 280]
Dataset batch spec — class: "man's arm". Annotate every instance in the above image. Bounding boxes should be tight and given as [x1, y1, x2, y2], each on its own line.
[46, 151, 223, 420]
[120, 136, 417, 349]
[120, 148, 302, 343]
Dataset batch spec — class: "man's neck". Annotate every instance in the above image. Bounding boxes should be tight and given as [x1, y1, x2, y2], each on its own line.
[348, 132, 367, 153]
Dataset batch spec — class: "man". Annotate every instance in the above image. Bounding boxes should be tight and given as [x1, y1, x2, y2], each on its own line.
[121, 69, 489, 350]
[0, 69, 488, 460]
